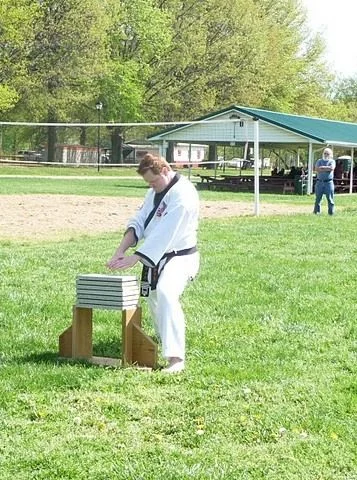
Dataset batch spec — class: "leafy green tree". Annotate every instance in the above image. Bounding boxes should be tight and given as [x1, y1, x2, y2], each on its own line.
[330, 77, 357, 122]
[136, 0, 333, 120]
[0, 0, 36, 114]
[0, 86, 19, 113]
[93, 0, 172, 162]
[11, 0, 108, 160]
[0, 0, 341, 160]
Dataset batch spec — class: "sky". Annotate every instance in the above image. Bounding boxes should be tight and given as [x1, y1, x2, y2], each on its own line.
[301, 0, 357, 78]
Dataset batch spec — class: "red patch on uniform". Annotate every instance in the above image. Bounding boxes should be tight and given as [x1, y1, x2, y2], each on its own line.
[156, 201, 167, 217]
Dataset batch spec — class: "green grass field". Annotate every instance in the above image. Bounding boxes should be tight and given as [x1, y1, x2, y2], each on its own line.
[0, 164, 271, 178]
[0, 173, 356, 479]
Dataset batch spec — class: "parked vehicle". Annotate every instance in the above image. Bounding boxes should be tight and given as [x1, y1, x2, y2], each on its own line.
[224, 158, 253, 169]
[17, 150, 43, 161]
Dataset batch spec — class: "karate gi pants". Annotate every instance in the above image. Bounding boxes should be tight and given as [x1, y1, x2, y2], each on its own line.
[146, 252, 200, 361]
[314, 180, 335, 215]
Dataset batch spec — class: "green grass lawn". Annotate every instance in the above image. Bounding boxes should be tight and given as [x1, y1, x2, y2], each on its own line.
[0, 164, 269, 177]
[1, 173, 356, 209]
[0, 165, 137, 177]
[0, 175, 356, 479]
[0, 164, 353, 207]
[0, 175, 148, 197]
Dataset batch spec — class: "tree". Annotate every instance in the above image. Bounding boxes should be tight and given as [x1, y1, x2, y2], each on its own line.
[0, 0, 36, 115]
[92, 0, 172, 162]
[137, 0, 334, 120]
[0, 86, 19, 114]
[330, 77, 357, 122]
[11, 0, 108, 160]
[0, 0, 339, 158]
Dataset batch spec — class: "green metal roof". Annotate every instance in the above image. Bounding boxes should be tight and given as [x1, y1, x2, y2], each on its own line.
[148, 105, 357, 147]
[233, 106, 357, 145]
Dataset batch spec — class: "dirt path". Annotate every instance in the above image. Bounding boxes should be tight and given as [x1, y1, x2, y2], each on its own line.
[0, 194, 311, 241]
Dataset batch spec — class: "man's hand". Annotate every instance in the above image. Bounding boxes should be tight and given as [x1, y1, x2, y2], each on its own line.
[106, 253, 140, 270]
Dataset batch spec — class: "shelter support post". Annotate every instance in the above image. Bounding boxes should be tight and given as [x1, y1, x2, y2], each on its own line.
[307, 143, 314, 194]
[253, 118, 260, 216]
[188, 143, 192, 181]
[350, 148, 354, 194]
[159, 140, 168, 159]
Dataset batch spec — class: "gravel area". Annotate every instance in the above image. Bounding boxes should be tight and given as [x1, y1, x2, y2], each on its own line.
[0, 194, 311, 241]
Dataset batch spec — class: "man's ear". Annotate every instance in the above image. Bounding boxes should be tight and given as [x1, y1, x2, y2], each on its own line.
[161, 166, 169, 176]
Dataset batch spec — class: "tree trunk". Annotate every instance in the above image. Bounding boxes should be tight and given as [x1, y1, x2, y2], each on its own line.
[109, 126, 123, 164]
[47, 108, 57, 163]
[79, 127, 87, 146]
[166, 141, 175, 164]
[207, 144, 217, 169]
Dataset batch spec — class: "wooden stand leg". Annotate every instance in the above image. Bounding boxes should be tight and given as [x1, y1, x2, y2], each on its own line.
[59, 325, 73, 358]
[122, 308, 157, 368]
[132, 323, 158, 369]
[59, 304, 157, 369]
[122, 308, 141, 366]
[72, 306, 93, 359]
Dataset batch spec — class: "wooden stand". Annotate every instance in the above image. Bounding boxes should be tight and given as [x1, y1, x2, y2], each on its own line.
[59, 305, 157, 369]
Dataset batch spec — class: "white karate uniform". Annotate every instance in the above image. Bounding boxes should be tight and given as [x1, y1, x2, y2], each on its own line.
[127, 173, 200, 360]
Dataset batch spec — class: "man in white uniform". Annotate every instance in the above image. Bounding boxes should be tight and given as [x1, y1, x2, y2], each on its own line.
[107, 154, 200, 373]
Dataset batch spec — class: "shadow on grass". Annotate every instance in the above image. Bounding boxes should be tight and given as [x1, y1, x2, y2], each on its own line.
[16, 351, 95, 368]
[93, 338, 122, 358]
[114, 183, 147, 189]
[17, 351, 61, 364]
[16, 338, 122, 366]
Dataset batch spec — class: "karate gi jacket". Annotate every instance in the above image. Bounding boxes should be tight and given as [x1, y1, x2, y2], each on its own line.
[127, 174, 199, 267]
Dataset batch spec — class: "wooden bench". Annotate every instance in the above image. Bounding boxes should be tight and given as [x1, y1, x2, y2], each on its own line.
[197, 174, 310, 194]
[283, 180, 295, 194]
[197, 175, 240, 191]
[196, 174, 218, 190]
[219, 175, 254, 192]
[221, 175, 290, 193]
[333, 178, 357, 194]
[312, 178, 357, 194]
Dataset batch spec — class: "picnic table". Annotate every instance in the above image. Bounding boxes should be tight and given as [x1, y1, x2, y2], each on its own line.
[332, 177, 357, 193]
[197, 174, 297, 193]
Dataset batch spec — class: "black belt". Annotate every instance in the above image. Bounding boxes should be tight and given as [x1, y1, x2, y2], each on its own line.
[317, 179, 332, 183]
[140, 246, 197, 297]
[163, 246, 197, 261]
